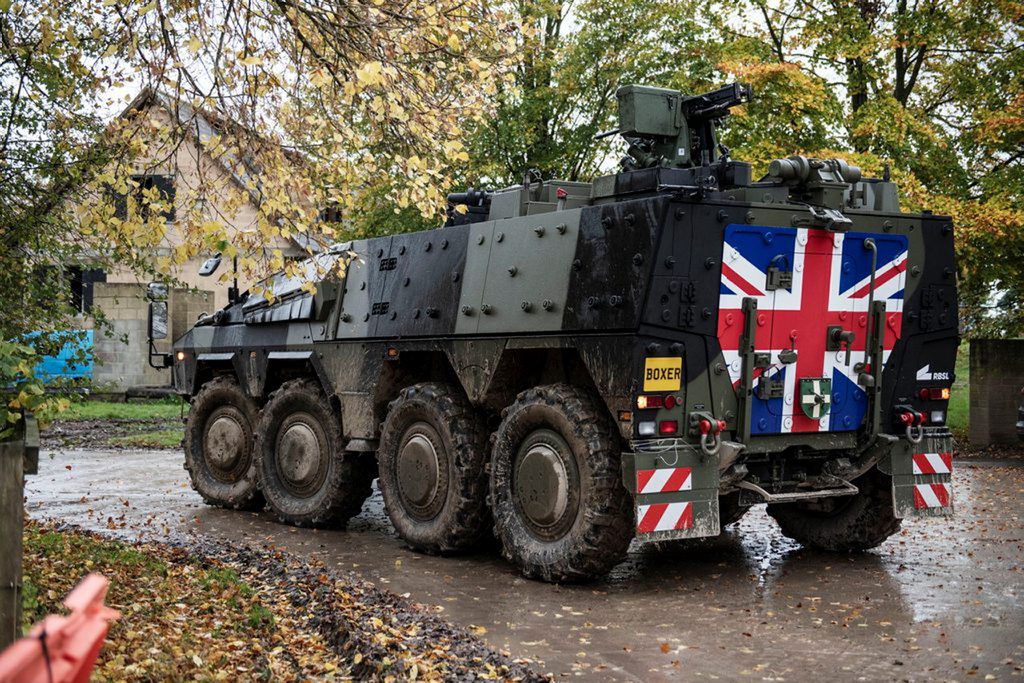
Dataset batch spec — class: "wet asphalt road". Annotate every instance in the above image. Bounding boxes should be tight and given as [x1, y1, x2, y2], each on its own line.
[25, 447, 1024, 681]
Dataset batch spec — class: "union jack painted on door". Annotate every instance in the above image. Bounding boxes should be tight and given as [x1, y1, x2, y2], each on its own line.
[718, 225, 909, 435]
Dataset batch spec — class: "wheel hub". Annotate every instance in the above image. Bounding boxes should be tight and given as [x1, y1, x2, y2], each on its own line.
[516, 443, 568, 526]
[277, 419, 322, 491]
[203, 411, 247, 480]
[396, 423, 448, 520]
[513, 429, 578, 539]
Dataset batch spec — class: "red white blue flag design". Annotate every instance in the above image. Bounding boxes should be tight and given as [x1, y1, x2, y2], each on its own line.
[717, 225, 909, 434]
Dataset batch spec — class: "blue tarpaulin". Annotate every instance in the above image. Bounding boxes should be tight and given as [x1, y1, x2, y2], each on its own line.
[31, 330, 94, 381]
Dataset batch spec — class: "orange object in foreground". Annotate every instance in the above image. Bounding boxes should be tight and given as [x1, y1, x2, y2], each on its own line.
[0, 574, 120, 683]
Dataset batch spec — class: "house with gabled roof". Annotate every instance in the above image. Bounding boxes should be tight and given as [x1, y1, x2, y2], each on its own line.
[63, 88, 325, 391]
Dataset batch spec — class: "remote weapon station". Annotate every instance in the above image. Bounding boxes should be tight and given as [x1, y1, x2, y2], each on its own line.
[150, 83, 958, 582]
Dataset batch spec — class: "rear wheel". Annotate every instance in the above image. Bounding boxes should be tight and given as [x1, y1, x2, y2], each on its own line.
[767, 468, 900, 551]
[184, 377, 263, 510]
[255, 379, 374, 527]
[377, 383, 490, 553]
[490, 384, 633, 582]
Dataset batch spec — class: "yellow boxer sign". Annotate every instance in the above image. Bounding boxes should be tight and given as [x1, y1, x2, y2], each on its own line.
[643, 357, 682, 392]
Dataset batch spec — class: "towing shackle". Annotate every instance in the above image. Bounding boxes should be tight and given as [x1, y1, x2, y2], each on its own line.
[898, 408, 925, 444]
[691, 412, 728, 456]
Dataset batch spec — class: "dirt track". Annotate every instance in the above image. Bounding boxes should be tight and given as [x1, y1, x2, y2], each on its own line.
[26, 446, 1024, 681]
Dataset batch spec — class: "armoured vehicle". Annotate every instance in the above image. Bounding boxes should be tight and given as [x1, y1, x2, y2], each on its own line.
[149, 83, 959, 582]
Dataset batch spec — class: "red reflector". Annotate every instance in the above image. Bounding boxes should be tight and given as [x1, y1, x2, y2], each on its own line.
[637, 395, 664, 409]
[664, 395, 677, 410]
[919, 387, 951, 400]
[658, 420, 678, 435]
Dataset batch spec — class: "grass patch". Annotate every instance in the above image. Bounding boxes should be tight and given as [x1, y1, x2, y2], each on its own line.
[57, 398, 186, 421]
[109, 427, 184, 449]
[947, 341, 970, 437]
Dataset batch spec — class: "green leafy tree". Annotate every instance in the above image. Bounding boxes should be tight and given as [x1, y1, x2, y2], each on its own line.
[705, 0, 1024, 336]
[465, 0, 703, 185]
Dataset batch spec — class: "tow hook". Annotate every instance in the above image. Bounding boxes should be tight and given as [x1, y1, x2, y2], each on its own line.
[897, 407, 925, 444]
[691, 411, 727, 456]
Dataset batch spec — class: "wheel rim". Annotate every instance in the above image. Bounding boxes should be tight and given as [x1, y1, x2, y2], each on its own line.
[513, 428, 580, 540]
[203, 407, 250, 483]
[396, 422, 449, 521]
[274, 412, 329, 498]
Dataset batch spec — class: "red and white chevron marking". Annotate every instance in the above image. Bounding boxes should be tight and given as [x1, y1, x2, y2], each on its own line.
[635, 467, 692, 494]
[913, 483, 951, 509]
[637, 502, 693, 533]
[912, 452, 953, 475]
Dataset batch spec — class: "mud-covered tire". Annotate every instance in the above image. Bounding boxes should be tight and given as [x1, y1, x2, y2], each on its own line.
[719, 491, 749, 527]
[255, 378, 374, 527]
[490, 384, 634, 583]
[767, 468, 900, 551]
[184, 376, 263, 510]
[377, 383, 490, 553]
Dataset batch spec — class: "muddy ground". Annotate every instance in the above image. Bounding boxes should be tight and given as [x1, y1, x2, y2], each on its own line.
[25, 443, 1024, 681]
[42, 418, 182, 450]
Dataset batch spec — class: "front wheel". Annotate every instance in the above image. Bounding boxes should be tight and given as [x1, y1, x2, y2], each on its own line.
[767, 468, 900, 551]
[255, 379, 374, 527]
[184, 377, 263, 510]
[490, 384, 634, 583]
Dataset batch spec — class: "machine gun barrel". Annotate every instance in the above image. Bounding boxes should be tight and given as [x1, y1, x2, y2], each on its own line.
[446, 188, 491, 207]
[682, 82, 753, 121]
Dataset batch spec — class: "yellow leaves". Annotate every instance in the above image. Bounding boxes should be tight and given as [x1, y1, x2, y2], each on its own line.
[310, 68, 330, 88]
[454, 204, 468, 215]
[187, 36, 201, 54]
[355, 60, 386, 87]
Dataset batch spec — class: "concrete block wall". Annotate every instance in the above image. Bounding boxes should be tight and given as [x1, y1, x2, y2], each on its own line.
[969, 339, 1024, 446]
[85, 282, 214, 391]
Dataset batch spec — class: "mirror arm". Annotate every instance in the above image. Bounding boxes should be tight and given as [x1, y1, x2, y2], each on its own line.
[228, 254, 240, 305]
[147, 339, 173, 370]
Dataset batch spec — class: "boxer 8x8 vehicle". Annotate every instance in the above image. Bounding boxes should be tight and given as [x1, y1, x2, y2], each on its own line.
[151, 83, 959, 582]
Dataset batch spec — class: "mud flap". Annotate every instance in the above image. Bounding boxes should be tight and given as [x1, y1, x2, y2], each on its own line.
[886, 430, 954, 518]
[622, 445, 721, 542]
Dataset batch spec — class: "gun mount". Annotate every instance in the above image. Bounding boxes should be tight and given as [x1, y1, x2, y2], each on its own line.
[616, 82, 753, 170]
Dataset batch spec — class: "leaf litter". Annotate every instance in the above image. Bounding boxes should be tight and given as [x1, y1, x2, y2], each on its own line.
[23, 520, 547, 681]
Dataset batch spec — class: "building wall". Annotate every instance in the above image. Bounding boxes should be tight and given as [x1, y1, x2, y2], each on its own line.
[969, 339, 1024, 446]
[83, 282, 213, 390]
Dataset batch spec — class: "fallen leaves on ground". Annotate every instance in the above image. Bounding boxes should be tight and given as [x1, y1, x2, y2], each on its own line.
[22, 521, 546, 681]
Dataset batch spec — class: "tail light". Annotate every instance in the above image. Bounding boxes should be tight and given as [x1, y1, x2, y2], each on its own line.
[636, 395, 663, 409]
[918, 387, 951, 401]
[658, 420, 679, 435]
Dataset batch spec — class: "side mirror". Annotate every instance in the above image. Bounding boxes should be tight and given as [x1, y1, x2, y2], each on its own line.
[146, 281, 168, 301]
[199, 253, 222, 277]
[148, 301, 169, 341]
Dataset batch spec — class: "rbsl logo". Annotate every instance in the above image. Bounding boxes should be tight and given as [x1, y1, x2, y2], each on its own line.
[643, 357, 682, 392]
